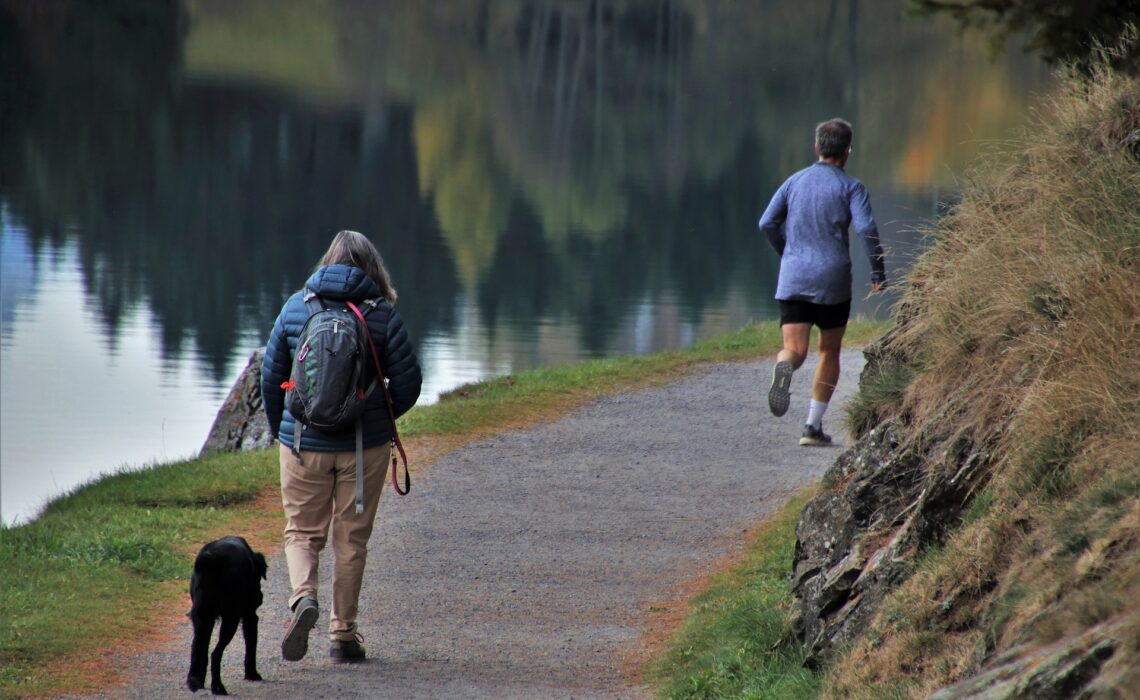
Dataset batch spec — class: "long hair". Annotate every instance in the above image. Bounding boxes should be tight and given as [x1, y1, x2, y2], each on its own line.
[317, 230, 398, 304]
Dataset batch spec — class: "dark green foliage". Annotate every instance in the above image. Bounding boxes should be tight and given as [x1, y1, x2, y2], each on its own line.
[910, 0, 1140, 74]
[980, 584, 1029, 655]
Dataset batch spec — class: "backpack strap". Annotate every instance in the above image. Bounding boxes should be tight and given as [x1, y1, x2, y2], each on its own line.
[293, 417, 303, 464]
[302, 288, 325, 316]
[354, 416, 365, 515]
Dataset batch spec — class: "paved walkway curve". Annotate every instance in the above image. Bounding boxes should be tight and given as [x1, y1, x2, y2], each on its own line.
[72, 351, 863, 699]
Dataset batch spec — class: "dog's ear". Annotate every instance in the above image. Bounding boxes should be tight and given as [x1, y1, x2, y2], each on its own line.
[254, 552, 268, 580]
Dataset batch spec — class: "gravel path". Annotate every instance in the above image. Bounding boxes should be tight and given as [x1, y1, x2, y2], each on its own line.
[74, 351, 863, 699]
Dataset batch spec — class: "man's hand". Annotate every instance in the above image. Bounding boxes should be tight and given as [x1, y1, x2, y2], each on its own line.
[871, 273, 887, 292]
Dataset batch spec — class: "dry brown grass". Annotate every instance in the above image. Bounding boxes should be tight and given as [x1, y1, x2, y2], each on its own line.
[822, 48, 1140, 698]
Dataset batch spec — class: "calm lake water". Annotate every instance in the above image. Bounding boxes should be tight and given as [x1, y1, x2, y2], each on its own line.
[0, 0, 1052, 524]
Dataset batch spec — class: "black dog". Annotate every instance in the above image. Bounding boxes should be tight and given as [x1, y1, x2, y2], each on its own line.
[186, 536, 267, 695]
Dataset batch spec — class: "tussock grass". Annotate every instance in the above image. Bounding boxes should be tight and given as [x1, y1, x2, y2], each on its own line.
[843, 351, 915, 437]
[822, 47, 1140, 698]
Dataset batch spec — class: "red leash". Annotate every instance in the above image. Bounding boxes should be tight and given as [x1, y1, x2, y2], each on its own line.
[346, 301, 410, 496]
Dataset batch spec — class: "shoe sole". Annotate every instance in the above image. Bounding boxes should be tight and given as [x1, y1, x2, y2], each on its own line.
[281, 604, 319, 662]
[798, 436, 832, 446]
[768, 361, 794, 417]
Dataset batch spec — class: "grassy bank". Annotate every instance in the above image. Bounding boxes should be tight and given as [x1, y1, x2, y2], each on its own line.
[0, 450, 281, 697]
[650, 490, 821, 699]
[819, 55, 1140, 698]
[0, 319, 888, 698]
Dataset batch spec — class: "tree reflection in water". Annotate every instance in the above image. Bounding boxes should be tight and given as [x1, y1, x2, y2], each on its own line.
[0, 0, 1053, 380]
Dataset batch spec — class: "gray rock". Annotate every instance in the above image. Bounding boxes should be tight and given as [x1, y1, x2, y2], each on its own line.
[199, 348, 274, 455]
[792, 338, 996, 668]
[926, 623, 1121, 699]
[792, 419, 924, 666]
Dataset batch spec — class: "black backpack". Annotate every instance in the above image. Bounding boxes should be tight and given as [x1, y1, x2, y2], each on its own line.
[284, 290, 383, 513]
[285, 290, 378, 435]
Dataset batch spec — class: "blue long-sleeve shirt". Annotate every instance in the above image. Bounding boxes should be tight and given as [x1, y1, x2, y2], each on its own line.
[758, 162, 885, 305]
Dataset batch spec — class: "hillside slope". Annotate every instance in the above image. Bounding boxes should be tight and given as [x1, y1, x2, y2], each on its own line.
[791, 51, 1140, 698]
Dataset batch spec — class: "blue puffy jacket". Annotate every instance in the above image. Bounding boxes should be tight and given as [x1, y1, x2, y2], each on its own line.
[260, 264, 422, 452]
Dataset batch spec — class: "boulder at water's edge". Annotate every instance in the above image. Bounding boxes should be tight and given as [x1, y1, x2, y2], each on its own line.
[200, 349, 274, 455]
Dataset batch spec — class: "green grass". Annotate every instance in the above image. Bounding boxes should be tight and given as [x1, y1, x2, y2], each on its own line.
[650, 491, 821, 699]
[0, 318, 889, 698]
[843, 357, 914, 438]
[0, 450, 278, 697]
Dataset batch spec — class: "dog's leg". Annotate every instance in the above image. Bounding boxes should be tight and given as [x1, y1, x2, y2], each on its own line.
[210, 615, 240, 695]
[241, 612, 263, 681]
[186, 613, 213, 692]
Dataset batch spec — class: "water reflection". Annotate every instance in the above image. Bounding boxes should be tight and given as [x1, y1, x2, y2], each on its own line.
[0, 211, 37, 345]
[0, 0, 1051, 522]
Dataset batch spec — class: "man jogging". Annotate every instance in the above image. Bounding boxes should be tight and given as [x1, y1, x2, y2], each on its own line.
[758, 118, 886, 446]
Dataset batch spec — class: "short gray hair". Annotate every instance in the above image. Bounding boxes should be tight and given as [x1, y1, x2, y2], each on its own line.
[815, 118, 853, 158]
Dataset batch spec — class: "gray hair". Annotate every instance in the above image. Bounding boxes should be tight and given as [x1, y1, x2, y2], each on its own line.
[317, 230, 398, 304]
[815, 118, 853, 158]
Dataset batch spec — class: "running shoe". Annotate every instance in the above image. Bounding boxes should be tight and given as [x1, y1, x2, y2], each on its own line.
[799, 424, 833, 446]
[768, 360, 794, 417]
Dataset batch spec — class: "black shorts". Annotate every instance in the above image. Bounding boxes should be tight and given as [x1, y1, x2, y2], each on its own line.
[778, 299, 851, 330]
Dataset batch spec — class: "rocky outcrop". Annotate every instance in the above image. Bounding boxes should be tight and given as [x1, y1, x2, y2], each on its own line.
[792, 340, 995, 668]
[792, 420, 919, 666]
[199, 349, 274, 455]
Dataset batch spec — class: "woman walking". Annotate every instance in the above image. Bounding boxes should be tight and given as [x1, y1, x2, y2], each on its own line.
[261, 230, 422, 663]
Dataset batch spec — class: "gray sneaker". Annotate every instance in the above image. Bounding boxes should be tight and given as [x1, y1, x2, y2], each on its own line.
[768, 361, 794, 417]
[281, 597, 319, 661]
[330, 633, 366, 663]
[799, 424, 833, 446]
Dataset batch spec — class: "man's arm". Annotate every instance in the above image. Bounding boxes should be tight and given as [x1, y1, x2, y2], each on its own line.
[850, 182, 886, 289]
[758, 182, 789, 257]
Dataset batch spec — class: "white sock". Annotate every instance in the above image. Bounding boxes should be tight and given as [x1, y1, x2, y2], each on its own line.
[806, 399, 828, 429]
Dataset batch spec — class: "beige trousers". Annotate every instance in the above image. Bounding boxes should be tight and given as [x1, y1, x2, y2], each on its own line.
[279, 443, 389, 641]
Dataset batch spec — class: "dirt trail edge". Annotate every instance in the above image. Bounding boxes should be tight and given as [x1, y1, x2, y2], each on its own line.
[74, 351, 863, 699]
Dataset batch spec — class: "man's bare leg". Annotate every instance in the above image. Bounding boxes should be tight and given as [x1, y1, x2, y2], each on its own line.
[778, 322, 811, 369]
[769, 323, 811, 416]
[812, 325, 846, 403]
[800, 325, 847, 445]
